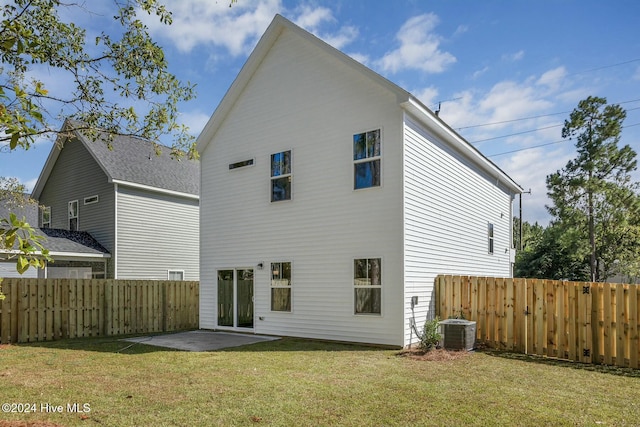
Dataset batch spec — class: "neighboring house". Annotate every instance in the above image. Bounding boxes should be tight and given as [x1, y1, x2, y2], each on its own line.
[30, 121, 200, 280]
[197, 15, 522, 347]
[0, 198, 110, 278]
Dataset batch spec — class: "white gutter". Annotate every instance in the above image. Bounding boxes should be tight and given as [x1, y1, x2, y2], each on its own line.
[111, 179, 199, 200]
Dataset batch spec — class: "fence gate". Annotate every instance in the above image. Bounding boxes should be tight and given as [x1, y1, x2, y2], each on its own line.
[436, 276, 640, 368]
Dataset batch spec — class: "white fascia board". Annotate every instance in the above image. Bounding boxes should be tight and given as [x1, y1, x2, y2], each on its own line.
[400, 97, 523, 194]
[1, 250, 110, 259]
[111, 179, 199, 200]
[48, 252, 111, 259]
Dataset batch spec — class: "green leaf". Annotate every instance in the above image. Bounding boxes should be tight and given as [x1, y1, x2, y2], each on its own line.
[17, 255, 29, 274]
[9, 132, 19, 150]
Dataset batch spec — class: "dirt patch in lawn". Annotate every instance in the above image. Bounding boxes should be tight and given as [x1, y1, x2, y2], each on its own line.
[397, 348, 474, 361]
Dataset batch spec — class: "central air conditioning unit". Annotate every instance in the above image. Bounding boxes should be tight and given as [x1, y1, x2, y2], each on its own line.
[439, 319, 476, 351]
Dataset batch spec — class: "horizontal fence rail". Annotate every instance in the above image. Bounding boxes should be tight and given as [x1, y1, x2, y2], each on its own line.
[436, 275, 640, 369]
[0, 279, 199, 344]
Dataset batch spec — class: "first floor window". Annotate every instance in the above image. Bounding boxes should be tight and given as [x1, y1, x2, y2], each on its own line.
[271, 150, 292, 202]
[354, 258, 381, 314]
[168, 270, 184, 281]
[68, 200, 78, 231]
[41, 206, 51, 228]
[488, 223, 494, 254]
[353, 129, 381, 189]
[271, 262, 291, 311]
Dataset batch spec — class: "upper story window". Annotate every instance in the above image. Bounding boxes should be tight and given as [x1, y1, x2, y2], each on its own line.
[41, 206, 51, 228]
[354, 258, 381, 315]
[68, 200, 78, 231]
[488, 223, 494, 254]
[271, 150, 291, 202]
[353, 129, 381, 190]
[271, 262, 291, 312]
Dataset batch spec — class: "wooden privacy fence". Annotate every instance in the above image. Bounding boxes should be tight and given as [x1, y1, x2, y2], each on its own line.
[0, 279, 199, 344]
[436, 275, 640, 369]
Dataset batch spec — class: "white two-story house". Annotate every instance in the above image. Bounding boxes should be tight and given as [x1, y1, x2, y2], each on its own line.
[197, 15, 521, 346]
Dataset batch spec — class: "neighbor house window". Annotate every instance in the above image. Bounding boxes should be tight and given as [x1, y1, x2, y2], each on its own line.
[488, 223, 494, 254]
[271, 262, 291, 312]
[168, 270, 184, 281]
[354, 258, 381, 314]
[353, 129, 381, 189]
[271, 150, 291, 202]
[41, 206, 51, 228]
[84, 195, 99, 205]
[68, 200, 78, 231]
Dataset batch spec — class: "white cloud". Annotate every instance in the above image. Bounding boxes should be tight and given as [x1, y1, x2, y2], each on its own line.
[536, 66, 567, 90]
[502, 50, 524, 62]
[412, 86, 439, 109]
[292, 5, 358, 50]
[140, 1, 359, 57]
[376, 13, 456, 74]
[180, 111, 213, 136]
[141, 0, 281, 55]
[472, 66, 490, 80]
[501, 146, 574, 225]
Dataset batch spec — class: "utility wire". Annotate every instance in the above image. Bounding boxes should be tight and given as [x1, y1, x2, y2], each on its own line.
[468, 106, 640, 144]
[471, 124, 563, 144]
[457, 99, 640, 131]
[488, 122, 640, 158]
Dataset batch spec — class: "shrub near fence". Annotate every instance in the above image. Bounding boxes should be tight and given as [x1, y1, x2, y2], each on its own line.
[436, 275, 640, 369]
[0, 278, 199, 344]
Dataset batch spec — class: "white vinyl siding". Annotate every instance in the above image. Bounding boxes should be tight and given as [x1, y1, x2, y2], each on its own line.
[403, 113, 513, 346]
[116, 186, 199, 280]
[199, 26, 405, 346]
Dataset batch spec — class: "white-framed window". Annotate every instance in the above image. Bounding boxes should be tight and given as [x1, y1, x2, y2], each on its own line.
[271, 150, 291, 202]
[84, 195, 99, 205]
[41, 206, 51, 228]
[168, 270, 184, 281]
[488, 223, 494, 254]
[68, 200, 78, 231]
[270, 262, 291, 312]
[353, 129, 381, 189]
[229, 158, 254, 170]
[354, 258, 381, 315]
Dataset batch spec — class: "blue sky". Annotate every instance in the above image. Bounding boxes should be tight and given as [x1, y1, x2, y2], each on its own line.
[1, 0, 639, 225]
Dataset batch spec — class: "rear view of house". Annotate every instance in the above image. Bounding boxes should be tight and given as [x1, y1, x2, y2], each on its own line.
[197, 15, 521, 346]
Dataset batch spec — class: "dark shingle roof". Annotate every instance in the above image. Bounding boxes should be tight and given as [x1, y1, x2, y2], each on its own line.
[37, 228, 110, 256]
[73, 124, 199, 196]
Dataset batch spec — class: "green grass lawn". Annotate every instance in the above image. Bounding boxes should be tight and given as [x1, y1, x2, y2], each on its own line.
[1, 335, 639, 426]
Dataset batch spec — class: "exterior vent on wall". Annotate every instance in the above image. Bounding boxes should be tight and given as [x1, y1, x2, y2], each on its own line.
[440, 319, 476, 351]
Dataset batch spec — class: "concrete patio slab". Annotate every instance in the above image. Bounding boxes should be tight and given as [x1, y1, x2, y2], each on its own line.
[121, 330, 280, 352]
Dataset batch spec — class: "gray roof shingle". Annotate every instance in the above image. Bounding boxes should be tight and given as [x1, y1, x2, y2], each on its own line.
[37, 228, 110, 256]
[75, 125, 200, 196]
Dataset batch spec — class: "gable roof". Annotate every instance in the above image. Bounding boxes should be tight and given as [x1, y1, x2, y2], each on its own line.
[197, 14, 522, 194]
[32, 121, 200, 200]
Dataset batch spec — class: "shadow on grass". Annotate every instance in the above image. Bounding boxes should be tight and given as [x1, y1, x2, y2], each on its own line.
[481, 348, 640, 378]
[13, 334, 394, 355]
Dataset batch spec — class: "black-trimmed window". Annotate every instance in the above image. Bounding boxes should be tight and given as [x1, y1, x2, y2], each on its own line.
[353, 129, 381, 189]
[271, 151, 291, 202]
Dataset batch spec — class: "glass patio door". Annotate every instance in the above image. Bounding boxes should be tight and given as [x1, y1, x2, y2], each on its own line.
[217, 269, 254, 328]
